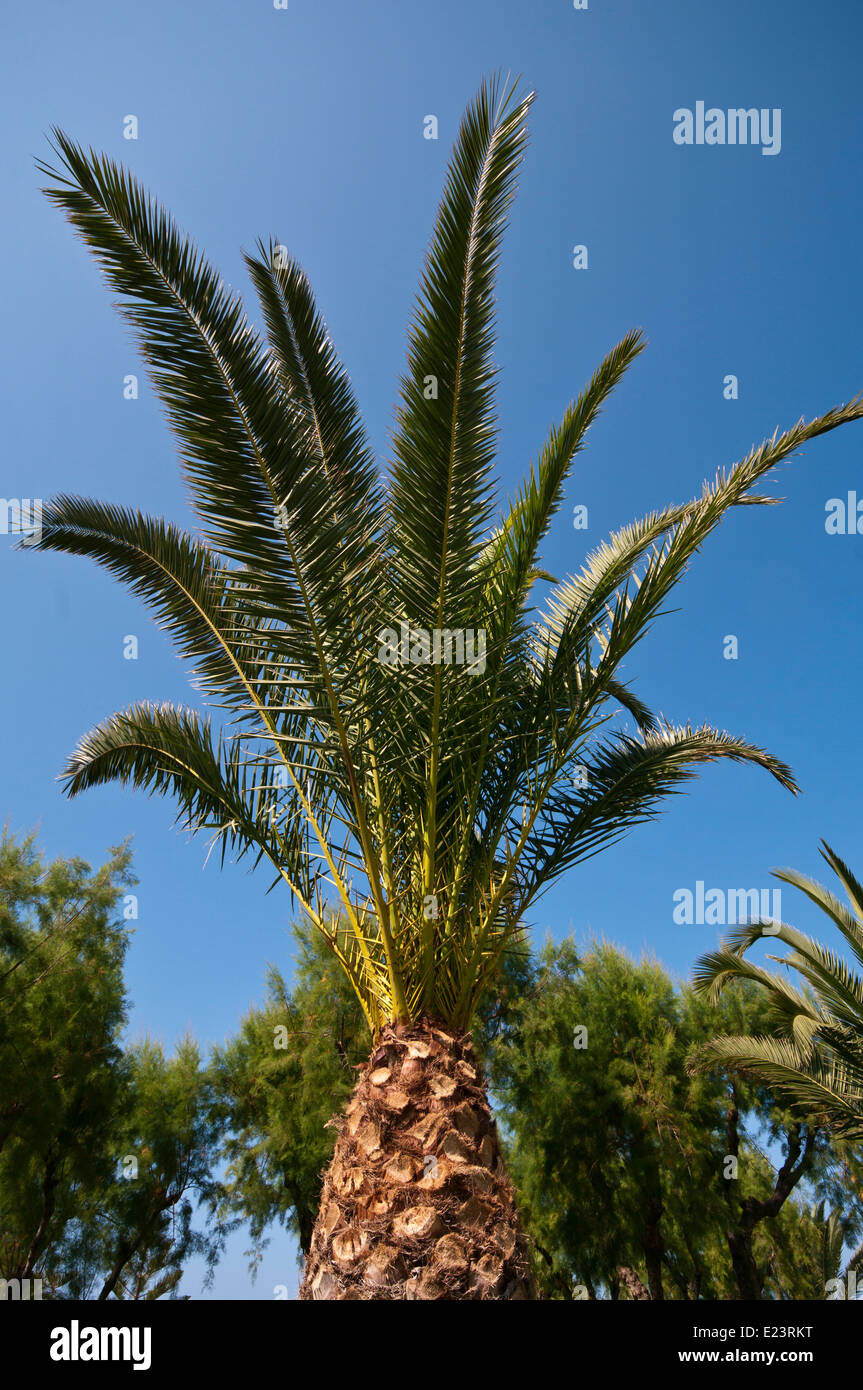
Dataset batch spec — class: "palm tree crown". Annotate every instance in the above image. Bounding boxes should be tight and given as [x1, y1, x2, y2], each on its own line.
[32, 77, 863, 1033]
[692, 842, 863, 1141]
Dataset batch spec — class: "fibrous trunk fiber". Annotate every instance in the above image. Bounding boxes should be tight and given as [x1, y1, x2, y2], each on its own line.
[299, 1016, 536, 1300]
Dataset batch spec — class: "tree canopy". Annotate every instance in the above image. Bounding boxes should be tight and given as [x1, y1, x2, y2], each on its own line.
[0, 829, 223, 1298]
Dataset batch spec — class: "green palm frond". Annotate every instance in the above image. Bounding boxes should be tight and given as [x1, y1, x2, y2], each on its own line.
[243, 241, 384, 611]
[35, 496, 278, 704]
[29, 78, 863, 1034]
[692, 942, 823, 1029]
[37, 132, 374, 715]
[521, 723, 796, 895]
[534, 404, 863, 683]
[62, 701, 299, 881]
[693, 1034, 863, 1139]
[691, 845, 863, 1139]
[38, 132, 306, 595]
[820, 842, 863, 929]
[388, 75, 532, 627]
[819, 1203, 846, 1289]
[773, 850, 863, 972]
[479, 328, 647, 655]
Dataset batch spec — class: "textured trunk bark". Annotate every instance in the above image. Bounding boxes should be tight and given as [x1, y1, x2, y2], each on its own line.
[299, 1016, 536, 1299]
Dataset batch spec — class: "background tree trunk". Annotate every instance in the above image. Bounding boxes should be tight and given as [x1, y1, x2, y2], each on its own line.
[299, 1017, 536, 1299]
[643, 1193, 665, 1300]
[616, 1265, 651, 1300]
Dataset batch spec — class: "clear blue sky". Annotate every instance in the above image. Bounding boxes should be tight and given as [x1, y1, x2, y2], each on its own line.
[3, 0, 862, 1296]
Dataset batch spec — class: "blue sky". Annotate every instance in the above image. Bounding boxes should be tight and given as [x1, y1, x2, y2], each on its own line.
[3, 0, 862, 1296]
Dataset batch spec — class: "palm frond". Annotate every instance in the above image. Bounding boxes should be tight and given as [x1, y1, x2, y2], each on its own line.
[691, 1033, 863, 1140]
[387, 74, 533, 625]
[62, 701, 304, 886]
[32, 496, 279, 704]
[518, 723, 797, 905]
[692, 849, 863, 1140]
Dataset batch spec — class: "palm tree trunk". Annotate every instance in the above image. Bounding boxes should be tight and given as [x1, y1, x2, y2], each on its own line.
[299, 1016, 536, 1299]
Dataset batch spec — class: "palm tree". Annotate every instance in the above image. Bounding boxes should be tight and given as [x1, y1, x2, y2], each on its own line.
[691, 842, 863, 1143]
[812, 1200, 863, 1300]
[30, 75, 863, 1299]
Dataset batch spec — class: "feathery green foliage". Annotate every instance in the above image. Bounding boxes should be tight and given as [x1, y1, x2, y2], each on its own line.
[0, 830, 222, 1297]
